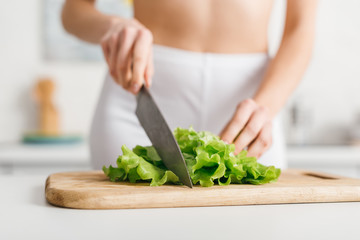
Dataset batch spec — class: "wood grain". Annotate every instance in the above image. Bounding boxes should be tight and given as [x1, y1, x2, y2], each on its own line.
[45, 169, 360, 209]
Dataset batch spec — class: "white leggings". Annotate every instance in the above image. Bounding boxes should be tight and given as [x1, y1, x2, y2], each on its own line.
[90, 44, 286, 170]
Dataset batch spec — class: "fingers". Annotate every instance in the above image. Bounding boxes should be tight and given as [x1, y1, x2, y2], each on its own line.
[100, 34, 111, 66]
[220, 99, 257, 143]
[101, 31, 119, 78]
[247, 121, 272, 158]
[220, 98, 273, 157]
[100, 20, 154, 94]
[115, 26, 138, 89]
[144, 47, 154, 88]
[233, 105, 269, 155]
[130, 29, 153, 94]
[108, 33, 121, 79]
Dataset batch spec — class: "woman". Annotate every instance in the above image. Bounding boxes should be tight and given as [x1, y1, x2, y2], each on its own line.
[62, 0, 317, 170]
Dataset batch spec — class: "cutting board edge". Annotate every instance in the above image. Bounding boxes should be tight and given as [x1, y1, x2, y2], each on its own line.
[46, 196, 360, 210]
[45, 180, 360, 209]
[45, 170, 360, 209]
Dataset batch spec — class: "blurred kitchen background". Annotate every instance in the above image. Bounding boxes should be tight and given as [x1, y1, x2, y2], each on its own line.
[1, 0, 360, 177]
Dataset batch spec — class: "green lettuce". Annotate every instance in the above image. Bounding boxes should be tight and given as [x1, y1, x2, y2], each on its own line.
[103, 127, 281, 187]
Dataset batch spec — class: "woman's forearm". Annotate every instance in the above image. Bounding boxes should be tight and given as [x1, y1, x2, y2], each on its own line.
[253, 0, 318, 117]
[61, 0, 123, 44]
[253, 26, 315, 117]
[62, 0, 153, 94]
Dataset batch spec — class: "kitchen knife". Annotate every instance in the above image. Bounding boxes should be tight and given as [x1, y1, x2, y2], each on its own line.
[135, 86, 193, 188]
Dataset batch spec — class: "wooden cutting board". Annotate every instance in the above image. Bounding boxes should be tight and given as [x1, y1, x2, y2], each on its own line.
[45, 169, 360, 209]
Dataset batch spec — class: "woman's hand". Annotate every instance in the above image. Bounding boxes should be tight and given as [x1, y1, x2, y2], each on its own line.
[220, 99, 273, 158]
[100, 18, 154, 94]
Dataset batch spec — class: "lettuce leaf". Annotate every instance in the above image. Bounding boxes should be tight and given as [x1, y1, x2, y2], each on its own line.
[103, 127, 281, 187]
[103, 145, 179, 186]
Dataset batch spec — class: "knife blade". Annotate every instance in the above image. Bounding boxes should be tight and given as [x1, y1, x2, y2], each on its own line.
[135, 86, 193, 188]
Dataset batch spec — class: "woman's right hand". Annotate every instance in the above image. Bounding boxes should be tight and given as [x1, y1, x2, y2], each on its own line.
[100, 18, 154, 94]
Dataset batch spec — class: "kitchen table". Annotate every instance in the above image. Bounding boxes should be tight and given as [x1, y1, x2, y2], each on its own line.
[1, 174, 359, 240]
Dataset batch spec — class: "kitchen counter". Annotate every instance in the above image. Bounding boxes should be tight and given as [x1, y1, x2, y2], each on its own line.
[1, 174, 360, 240]
[2, 143, 360, 166]
[0, 143, 91, 175]
[2, 143, 360, 177]
[287, 145, 360, 164]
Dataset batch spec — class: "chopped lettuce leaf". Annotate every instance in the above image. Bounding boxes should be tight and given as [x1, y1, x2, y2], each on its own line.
[103, 145, 179, 186]
[103, 127, 281, 187]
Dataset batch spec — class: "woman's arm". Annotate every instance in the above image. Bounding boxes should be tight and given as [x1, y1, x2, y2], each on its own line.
[220, 0, 317, 157]
[62, 0, 153, 94]
[62, 0, 117, 44]
[254, 0, 318, 116]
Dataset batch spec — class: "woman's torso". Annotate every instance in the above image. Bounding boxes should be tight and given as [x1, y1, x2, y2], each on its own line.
[134, 0, 275, 53]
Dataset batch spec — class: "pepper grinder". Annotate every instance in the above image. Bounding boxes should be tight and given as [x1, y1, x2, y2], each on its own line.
[34, 78, 59, 135]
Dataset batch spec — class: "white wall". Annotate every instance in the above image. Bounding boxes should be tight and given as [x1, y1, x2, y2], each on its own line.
[0, 0, 106, 142]
[269, 0, 360, 145]
[1, 0, 360, 144]
[292, 0, 360, 144]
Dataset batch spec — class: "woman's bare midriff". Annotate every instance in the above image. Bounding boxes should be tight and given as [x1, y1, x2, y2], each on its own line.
[134, 0, 275, 53]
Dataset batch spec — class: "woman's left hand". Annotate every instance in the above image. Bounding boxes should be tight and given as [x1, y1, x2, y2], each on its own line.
[220, 99, 273, 158]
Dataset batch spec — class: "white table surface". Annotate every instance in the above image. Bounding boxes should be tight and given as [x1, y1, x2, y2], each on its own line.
[1, 175, 360, 240]
[0, 143, 89, 164]
[287, 145, 360, 165]
[2, 143, 360, 165]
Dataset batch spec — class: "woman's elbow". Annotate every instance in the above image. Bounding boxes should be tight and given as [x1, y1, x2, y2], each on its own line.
[61, 1, 73, 34]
